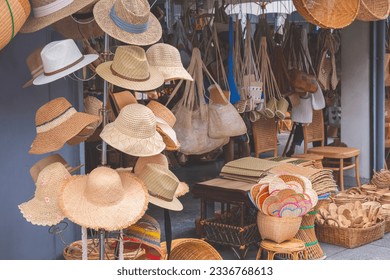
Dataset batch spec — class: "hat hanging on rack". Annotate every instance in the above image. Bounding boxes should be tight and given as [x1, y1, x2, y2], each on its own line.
[146, 43, 194, 82]
[96, 45, 164, 91]
[19, 162, 71, 226]
[22, 47, 43, 88]
[93, 0, 162, 46]
[100, 103, 165, 157]
[137, 163, 183, 211]
[29, 97, 100, 154]
[60, 166, 148, 231]
[20, 0, 96, 33]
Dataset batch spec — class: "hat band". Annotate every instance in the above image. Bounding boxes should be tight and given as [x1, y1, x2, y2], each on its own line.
[110, 65, 150, 82]
[36, 106, 77, 133]
[110, 7, 148, 34]
[148, 190, 173, 202]
[31, 65, 44, 78]
[33, 0, 74, 18]
[44, 56, 84, 76]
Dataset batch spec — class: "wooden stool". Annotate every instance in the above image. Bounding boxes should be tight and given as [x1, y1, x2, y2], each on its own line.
[256, 238, 308, 260]
[307, 146, 360, 191]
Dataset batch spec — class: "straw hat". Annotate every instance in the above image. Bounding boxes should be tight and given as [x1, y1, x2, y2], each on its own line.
[146, 43, 193, 82]
[19, 162, 71, 226]
[96, 45, 164, 91]
[33, 39, 98, 85]
[60, 166, 148, 231]
[20, 0, 96, 33]
[100, 104, 165, 157]
[29, 97, 100, 154]
[110, 90, 138, 113]
[52, 1, 104, 40]
[93, 0, 162, 46]
[133, 154, 189, 198]
[30, 154, 83, 183]
[146, 100, 176, 127]
[22, 47, 43, 88]
[137, 163, 183, 211]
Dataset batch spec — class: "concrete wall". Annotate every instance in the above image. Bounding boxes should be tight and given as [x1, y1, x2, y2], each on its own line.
[341, 21, 371, 180]
[0, 30, 82, 259]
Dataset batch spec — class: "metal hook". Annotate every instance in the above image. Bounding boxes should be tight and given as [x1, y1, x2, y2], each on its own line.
[48, 221, 68, 246]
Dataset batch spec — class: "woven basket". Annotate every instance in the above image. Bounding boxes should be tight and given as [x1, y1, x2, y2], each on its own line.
[292, 0, 360, 29]
[161, 238, 223, 260]
[357, 0, 390, 21]
[257, 211, 302, 244]
[275, 97, 289, 120]
[0, 0, 30, 50]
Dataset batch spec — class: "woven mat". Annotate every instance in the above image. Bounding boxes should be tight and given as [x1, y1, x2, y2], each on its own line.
[220, 165, 266, 177]
[219, 173, 261, 184]
[225, 157, 281, 171]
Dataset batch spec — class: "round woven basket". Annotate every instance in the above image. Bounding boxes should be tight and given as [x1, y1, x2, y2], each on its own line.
[357, 0, 390, 21]
[292, 0, 360, 29]
[161, 238, 223, 260]
[257, 211, 302, 244]
[0, 0, 30, 50]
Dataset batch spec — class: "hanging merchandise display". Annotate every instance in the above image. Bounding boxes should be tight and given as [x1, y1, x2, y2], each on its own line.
[356, 0, 390, 22]
[22, 47, 43, 88]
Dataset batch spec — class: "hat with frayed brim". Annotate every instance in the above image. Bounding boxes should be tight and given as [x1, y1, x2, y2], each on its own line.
[100, 103, 165, 157]
[20, 0, 96, 33]
[19, 162, 71, 226]
[138, 163, 183, 211]
[29, 97, 100, 154]
[96, 45, 164, 91]
[60, 166, 148, 231]
[93, 0, 162, 46]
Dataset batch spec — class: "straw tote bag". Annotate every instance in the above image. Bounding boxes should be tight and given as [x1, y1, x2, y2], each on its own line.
[168, 48, 229, 155]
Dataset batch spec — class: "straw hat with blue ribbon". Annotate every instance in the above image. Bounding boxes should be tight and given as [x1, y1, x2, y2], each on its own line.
[93, 0, 162, 46]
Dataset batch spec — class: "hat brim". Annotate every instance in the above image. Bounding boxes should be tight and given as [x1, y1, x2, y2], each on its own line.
[156, 118, 180, 151]
[176, 182, 189, 198]
[19, 199, 64, 226]
[93, 0, 162, 46]
[148, 194, 183, 212]
[20, 0, 96, 33]
[33, 54, 99, 85]
[154, 66, 194, 82]
[96, 61, 164, 91]
[100, 122, 165, 157]
[29, 112, 100, 154]
[53, 16, 104, 40]
[60, 172, 148, 231]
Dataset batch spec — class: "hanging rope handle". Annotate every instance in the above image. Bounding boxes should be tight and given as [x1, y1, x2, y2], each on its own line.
[212, 23, 229, 90]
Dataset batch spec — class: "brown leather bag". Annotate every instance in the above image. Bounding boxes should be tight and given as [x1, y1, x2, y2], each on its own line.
[289, 68, 318, 93]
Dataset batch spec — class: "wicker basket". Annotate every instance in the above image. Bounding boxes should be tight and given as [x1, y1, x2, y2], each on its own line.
[357, 0, 390, 21]
[161, 238, 223, 260]
[315, 219, 385, 249]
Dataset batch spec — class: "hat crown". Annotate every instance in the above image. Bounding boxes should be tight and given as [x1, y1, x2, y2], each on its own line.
[147, 43, 183, 69]
[26, 47, 43, 76]
[35, 97, 73, 126]
[111, 45, 150, 81]
[114, 104, 157, 139]
[40, 39, 83, 74]
[85, 167, 125, 206]
[35, 162, 70, 201]
[114, 0, 150, 26]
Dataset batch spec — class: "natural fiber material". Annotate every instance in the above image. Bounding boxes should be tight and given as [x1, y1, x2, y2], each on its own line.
[19, 162, 70, 226]
[100, 103, 165, 157]
[110, 90, 138, 113]
[22, 47, 43, 88]
[29, 97, 100, 155]
[96, 45, 164, 91]
[21, 0, 95, 33]
[371, 169, 390, 189]
[167, 238, 222, 260]
[147, 100, 176, 127]
[252, 117, 278, 157]
[137, 163, 183, 211]
[93, 0, 162, 46]
[0, 0, 31, 50]
[357, 0, 390, 21]
[146, 43, 193, 81]
[60, 166, 148, 231]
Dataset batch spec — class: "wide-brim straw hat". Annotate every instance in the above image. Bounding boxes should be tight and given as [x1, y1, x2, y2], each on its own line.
[19, 162, 71, 226]
[146, 100, 176, 127]
[93, 0, 162, 46]
[60, 166, 148, 231]
[33, 39, 98, 85]
[22, 47, 43, 88]
[29, 97, 100, 154]
[100, 103, 165, 157]
[110, 90, 138, 114]
[52, 1, 104, 40]
[20, 0, 96, 33]
[156, 117, 180, 151]
[146, 43, 193, 81]
[96, 45, 164, 91]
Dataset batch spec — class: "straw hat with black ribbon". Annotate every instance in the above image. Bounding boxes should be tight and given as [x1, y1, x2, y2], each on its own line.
[60, 166, 148, 231]
[52, 0, 104, 40]
[19, 162, 71, 226]
[133, 153, 189, 198]
[100, 103, 165, 157]
[33, 39, 99, 85]
[29, 97, 100, 154]
[20, 0, 96, 33]
[146, 43, 193, 82]
[22, 47, 43, 88]
[137, 163, 183, 211]
[96, 45, 164, 91]
[93, 0, 162, 46]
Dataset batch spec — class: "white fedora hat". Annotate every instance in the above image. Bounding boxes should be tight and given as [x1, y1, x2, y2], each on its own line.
[33, 39, 98, 85]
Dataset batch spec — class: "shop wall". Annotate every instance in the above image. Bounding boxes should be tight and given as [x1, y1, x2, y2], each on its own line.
[0, 30, 82, 259]
[341, 21, 371, 180]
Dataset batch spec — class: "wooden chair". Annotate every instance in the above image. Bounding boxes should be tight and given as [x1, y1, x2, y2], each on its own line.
[256, 238, 308, 260]
[302, 109, 324, 153]
[252, 117, 278, 158]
